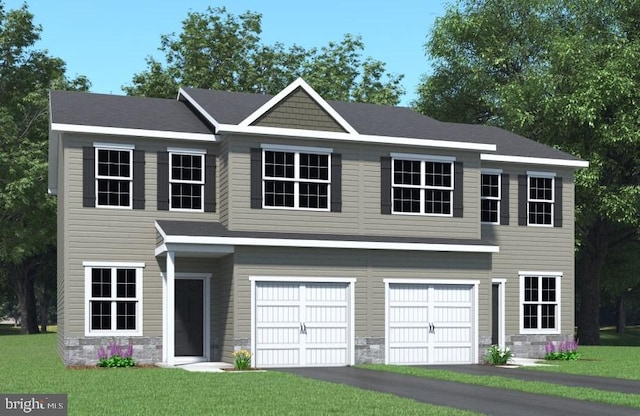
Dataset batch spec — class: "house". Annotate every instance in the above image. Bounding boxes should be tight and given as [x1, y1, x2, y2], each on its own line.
[48, 78, 588, 367]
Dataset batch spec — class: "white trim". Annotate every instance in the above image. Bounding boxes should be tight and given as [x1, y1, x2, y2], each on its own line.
[177, 88, 220, 131]
[492, 278, 506, 348]
[527, 171, 556, 178]
[261, 143, 333, 154]
[481, 168, 503, 175]
[384, 278, 480, 365]
[159, 234, 499, 253]
[481, 153, 589, 168]
[166, 147, 207, 155]
[249, 276, 357, 284]
[383, 278, 480, 286]
[390, 152, 456, 162]
[239, 78, 359, 135]
[169, 151, 205, 212]
[83, 261, 146, 268]
[218, 123, 497, 151]
[518, 271, 563, 277]
[156, 243, 235, 256]
[519, 272, 562, 335]
[93, 142, 135, 150]
[84, 263, 144, 337]
[51, 123, 215, 141]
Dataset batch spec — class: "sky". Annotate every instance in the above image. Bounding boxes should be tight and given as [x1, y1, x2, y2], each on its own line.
[5, 0, 449, 106]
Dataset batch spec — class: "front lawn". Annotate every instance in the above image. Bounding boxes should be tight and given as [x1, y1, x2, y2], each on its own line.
[0, 333, 476, 416]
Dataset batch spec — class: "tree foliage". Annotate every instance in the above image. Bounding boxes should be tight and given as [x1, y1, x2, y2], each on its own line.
[124, 7, 405, 105]
[0, 1, 89, 333]
[417, 0, 640, 343]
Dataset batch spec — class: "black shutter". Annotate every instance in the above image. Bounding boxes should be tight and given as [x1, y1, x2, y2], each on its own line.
[330, 153, 342, 212]
[250, 148, 262, 209]
[133, 150, 145, 210]
[554, 177, 563, 227]
[157, 151, 169, 211]
[381, 156, 391, 214]
[204, 154, 216, 212]
[500, 174, 510, 225]
[518, 175, 527, 226]
[83, 147, 95, 207]
[453, 161, 463, 217]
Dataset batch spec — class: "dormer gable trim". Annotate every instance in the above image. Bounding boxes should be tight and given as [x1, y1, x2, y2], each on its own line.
[178, 87, 221, 132]
[238, 78, 359, 134]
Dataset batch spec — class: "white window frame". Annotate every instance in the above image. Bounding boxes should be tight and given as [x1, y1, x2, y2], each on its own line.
[481, 169, 502, 224]
[390, 153, 455, 217]
[94, 143, 134, 209]
[84, 261, 144, 336]
[261, 144, 332, 211]
[519, 271, 561, 335]
[168, 148, 206, 212]
[527, 171, 555, 227]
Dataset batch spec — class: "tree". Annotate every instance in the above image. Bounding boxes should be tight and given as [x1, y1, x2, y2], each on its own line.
[416, 0, 640, 344]
[0, 1, 89, 333]
[124, 7, 405, 105]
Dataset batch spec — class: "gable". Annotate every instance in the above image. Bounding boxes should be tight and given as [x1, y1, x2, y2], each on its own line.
[250, 87, 347, 133]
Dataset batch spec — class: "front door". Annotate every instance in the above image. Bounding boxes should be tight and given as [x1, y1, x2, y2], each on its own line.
[175, 279, 204, 357]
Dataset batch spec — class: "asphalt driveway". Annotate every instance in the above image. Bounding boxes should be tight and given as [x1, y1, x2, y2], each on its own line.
[279, 366, 640, 416]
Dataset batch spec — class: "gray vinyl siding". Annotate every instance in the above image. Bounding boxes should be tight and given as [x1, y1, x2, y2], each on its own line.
[232, 247, 492, 340]
[252, 88, 346, 132]
[482, 165, 576, 336]
[218, 138, 231, 227]
[61, 134, 220, 337]
[215, 254, 234, 363]
[225, 135, 481, 240]
[57, 142, 66, 360]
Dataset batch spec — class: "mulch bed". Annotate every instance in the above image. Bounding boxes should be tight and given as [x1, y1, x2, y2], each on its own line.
[68, 364, 158, 370]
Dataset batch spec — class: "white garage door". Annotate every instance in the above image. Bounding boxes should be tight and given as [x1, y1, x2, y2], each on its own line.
[254, 281, 351, 368]
[387, 282, 475, 365]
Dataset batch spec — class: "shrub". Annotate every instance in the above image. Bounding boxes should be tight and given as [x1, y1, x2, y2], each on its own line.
[484, 344, 513, 365]
[545, 338, 580, 361]
[97, 339, 136, 368]
[233, 349, 252, 370]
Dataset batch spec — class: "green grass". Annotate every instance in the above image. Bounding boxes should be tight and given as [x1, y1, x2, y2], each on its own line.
[600, 325, 640, 346]
[0, 333, 477, 416]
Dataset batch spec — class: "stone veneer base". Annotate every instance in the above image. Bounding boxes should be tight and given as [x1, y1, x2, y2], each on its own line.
[62, 336, 162, 366]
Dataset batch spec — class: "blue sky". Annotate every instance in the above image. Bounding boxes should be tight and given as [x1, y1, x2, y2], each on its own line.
[6, 0, 449, 105]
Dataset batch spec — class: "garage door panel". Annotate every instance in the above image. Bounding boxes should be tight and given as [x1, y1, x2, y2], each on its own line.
[388, 283, 474, 365]
[257, 348, 300, 367]
[256, 327, 300, 344]
[256, 306, 300, 323]
[255, 281, 350, 368]
[305, 305, 346, 323]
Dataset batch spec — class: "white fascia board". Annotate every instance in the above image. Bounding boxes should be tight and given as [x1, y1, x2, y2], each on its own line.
[239, 78, 359, 134]
[48, 130, 59, 195]
[161, 234, 499, 253]
[481, 153, 589, 168]
[51, 123, 215, 142]
[177, 88, 220, 131]
[218, 124, 496, 152]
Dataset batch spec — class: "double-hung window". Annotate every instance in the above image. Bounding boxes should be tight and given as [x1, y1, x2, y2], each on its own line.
[169, 150, 205, 211]
[481, 171, 501, 224]
[262, 146, 331, 210]
[528, 172, 555, 226]
[95, 145, 133, 208]
[391, 154, 454, 215]
[520, 272, 561, 334]
[84, 262, 143, 336]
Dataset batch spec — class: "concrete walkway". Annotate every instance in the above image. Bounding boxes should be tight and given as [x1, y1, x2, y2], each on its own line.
[278, 366, 640, 416]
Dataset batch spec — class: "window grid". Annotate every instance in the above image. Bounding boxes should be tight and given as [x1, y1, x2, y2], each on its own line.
[88, 267, 140, 334]
[528, 176, 554, 226]
[263, 150, 331, 210]
[392, 159, 453, 215]
[522, 275, 558, 332]
[481, 173, 500, 224]
[170, 153, 204, 211]
[95, 148, 132, 208]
